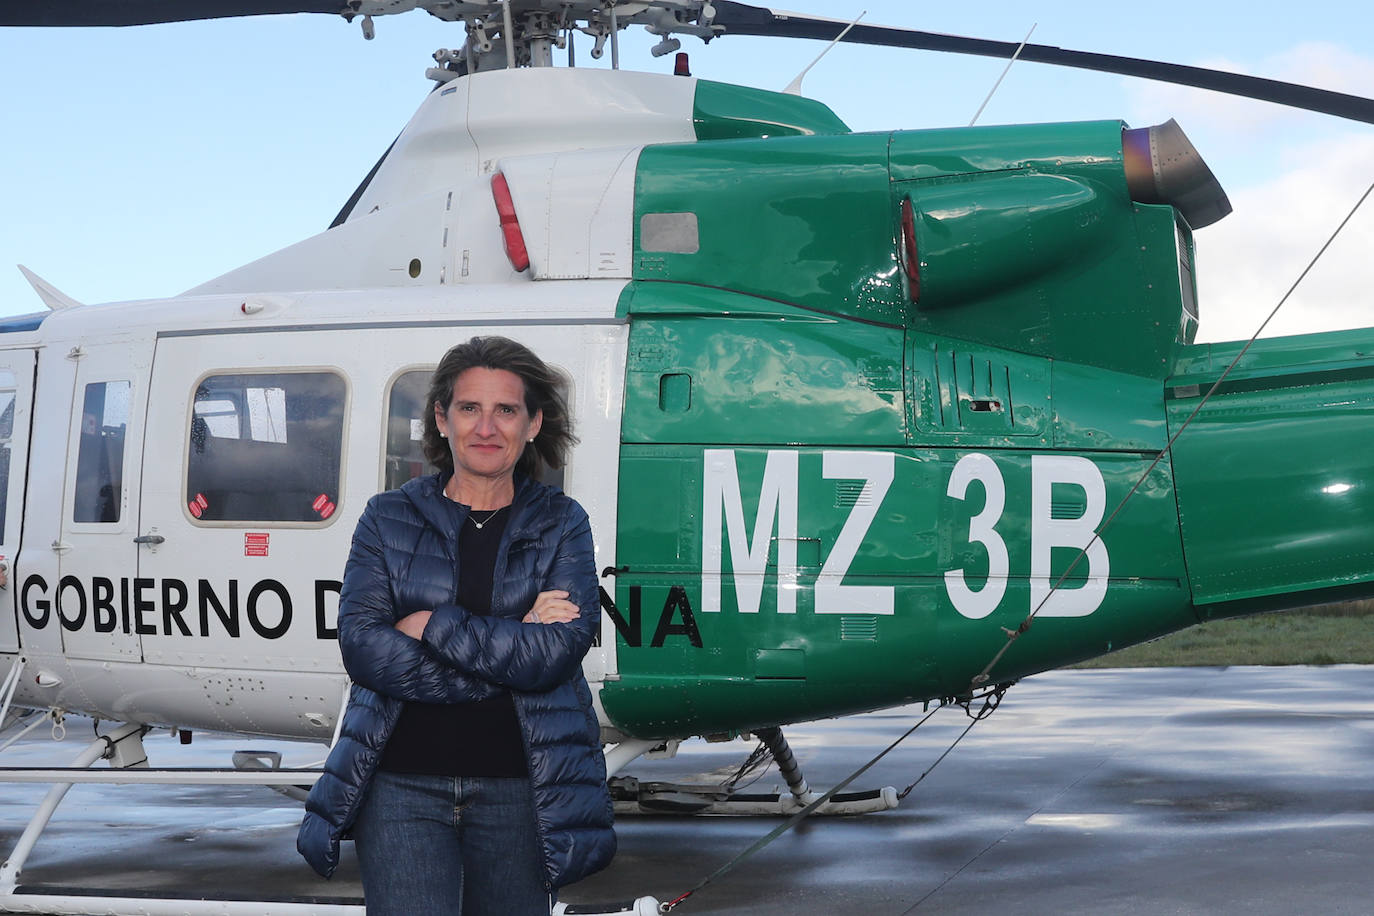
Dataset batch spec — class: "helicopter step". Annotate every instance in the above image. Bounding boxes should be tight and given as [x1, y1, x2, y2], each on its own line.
[609, 726, 900, 816]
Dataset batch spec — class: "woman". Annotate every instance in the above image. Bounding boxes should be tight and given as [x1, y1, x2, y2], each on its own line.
[298, 336, 616, 914]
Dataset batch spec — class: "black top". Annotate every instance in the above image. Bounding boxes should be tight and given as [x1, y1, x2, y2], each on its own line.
[379, 499, 528, 777]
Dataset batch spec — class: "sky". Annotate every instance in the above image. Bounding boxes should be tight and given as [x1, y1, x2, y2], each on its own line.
[0, 1, 1370, 343]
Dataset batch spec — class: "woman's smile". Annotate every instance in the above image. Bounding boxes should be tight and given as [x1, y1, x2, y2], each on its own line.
[436, 367, 543, 492]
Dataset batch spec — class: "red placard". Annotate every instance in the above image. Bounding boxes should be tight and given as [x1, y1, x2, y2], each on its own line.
[244, 532, 269, 557]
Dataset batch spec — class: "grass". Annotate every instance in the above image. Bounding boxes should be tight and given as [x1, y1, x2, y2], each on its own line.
[1072, 600, 1374, 668]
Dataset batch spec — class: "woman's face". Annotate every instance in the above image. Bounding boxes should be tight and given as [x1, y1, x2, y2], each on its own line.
[435, 367, 543, 484]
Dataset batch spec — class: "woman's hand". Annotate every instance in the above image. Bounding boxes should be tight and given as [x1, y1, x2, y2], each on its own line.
[523, 590, 581, 625]
[394, 610, 433, 640]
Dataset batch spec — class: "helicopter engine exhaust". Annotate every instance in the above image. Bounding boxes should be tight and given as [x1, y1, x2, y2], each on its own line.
[1122, 119, 1232, 229]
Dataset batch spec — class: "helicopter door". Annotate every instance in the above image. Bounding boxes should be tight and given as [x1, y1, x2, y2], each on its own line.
[136, 331, 355, 674]
[55, 341, 150, 662]
[0, 350, 36, 653]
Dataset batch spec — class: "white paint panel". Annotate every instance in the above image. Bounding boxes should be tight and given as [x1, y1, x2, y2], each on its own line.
[465, 68, 696, 166]
[188, 68, 692, 296]
[188, 190, 455, 296]
[125, 314, 625, 734]
[3, 280, 628, 736]
[55, 340, 154, 663]
[500, 146, 641, 280]
[349, 79, 479, 219]
[350, 67, 693, 236]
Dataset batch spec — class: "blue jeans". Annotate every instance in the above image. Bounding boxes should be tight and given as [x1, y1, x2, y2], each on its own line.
[351, 770, 550, 916]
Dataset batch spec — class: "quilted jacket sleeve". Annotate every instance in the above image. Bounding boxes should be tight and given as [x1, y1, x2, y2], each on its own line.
[338, 499, 501, 703]
[420, 500, 600, 693]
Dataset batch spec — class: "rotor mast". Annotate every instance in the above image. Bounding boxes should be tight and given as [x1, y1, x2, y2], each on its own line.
[402, 1, 717, 78]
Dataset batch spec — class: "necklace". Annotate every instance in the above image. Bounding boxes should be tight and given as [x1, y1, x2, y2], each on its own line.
[468, 506, 507, 529]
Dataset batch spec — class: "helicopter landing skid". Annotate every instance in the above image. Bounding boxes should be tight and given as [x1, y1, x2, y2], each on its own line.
[607, 724, 900, 815]
[608, 775, 900, 816]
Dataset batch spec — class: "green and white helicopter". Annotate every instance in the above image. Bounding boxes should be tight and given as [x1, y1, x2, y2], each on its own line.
[1, 2, 1372, 913]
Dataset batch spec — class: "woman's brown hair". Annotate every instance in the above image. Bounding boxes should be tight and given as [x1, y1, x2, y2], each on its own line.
[421, 336, 577, 478]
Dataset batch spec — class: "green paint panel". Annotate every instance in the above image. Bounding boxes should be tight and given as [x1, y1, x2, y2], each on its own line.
[1171, 327, 1374, 390]
[904, 331, 1169, 453]
[634, 132, 904, 326]
[629, 120, 1192, 379]
[901, 194, 1184, 377]
[906, 173, 1110, 310]
[634, 119, 1193, 378]
[888, 122, 1188, 378]
[621, 288, 905, 446]
[692, 79, 850, 140]
[907, 333, 1052, 447]
[1168, 327, 1374, 612]
[1052, 361, 1168, 451]
[887, 120, 1129, 184]
[600, 445, 1191, 738]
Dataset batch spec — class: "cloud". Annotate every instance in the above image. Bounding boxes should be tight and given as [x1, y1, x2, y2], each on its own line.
[1126, 42, 1374, 137]
[1271, 42, 1374, 99]
[1194, 131, 1374, 343]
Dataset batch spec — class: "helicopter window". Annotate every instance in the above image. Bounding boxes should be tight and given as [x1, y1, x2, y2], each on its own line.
[73, 380, 131, 524]
[385, 370, 435, 491]
[194, 388, 289, 444]
[0, 372, 14, 539]
[186, 372, 345, 524]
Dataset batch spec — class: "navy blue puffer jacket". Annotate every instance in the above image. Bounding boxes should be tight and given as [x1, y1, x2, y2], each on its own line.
[297, 473, 615, 890]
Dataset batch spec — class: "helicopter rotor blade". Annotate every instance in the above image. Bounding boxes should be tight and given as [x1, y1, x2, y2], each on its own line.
[709, 2, 1374, 125]
[0, 1, 349, 27]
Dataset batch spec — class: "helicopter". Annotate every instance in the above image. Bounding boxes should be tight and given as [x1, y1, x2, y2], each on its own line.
[1, 2, 1373, 913]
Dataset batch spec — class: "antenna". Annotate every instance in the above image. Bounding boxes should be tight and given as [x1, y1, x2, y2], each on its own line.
[782, 9, 866, 96]
[968, 23, 1037, 126]
[18, 265, 82, 311]
[609, 3, 621, 70]
[501, 0, 517, 68]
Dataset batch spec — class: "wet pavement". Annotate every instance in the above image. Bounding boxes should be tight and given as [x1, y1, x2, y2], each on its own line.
[3, 665, 1374, 914]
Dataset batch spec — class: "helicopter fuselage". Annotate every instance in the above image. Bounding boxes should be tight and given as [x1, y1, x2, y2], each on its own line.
[4, 66, 1373, 748]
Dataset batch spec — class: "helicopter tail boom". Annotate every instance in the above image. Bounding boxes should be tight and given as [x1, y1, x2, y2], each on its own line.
[1168, 328, 1374, 618]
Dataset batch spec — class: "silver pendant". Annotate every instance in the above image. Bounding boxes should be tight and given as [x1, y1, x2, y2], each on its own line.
[469, 507, 504, 529]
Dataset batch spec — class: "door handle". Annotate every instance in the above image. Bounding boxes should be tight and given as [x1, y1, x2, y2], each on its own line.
[133, 534, 166, 545]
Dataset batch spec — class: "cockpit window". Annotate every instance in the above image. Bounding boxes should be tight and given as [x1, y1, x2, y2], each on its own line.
[73, 380, 130, 523]
[186, 372, 346, 524]
[384, 370, 435, 491]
